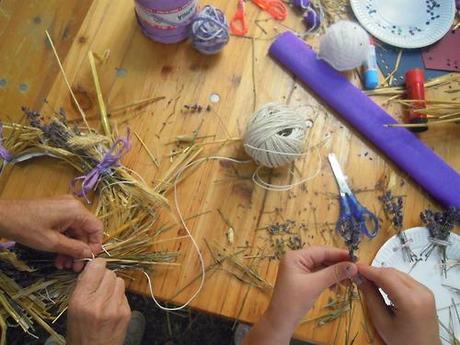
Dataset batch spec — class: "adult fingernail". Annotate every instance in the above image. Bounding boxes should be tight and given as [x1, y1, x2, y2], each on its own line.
[84, 260, 97, 272]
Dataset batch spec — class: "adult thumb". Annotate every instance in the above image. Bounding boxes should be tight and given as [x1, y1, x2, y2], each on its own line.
[54, 234, 92, 259]
[311, 262, 357, 291]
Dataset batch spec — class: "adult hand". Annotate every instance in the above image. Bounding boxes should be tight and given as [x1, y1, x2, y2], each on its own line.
[358, 264, 440, 345]
[67, 259, 131, 345]
[243, 246, 357, 345]
[0, 195, 103, 271]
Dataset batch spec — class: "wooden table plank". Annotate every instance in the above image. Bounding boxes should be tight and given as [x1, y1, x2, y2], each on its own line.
[1, 1, 459, 344]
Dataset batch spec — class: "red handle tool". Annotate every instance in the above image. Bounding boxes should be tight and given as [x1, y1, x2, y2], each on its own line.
[405, 68, 428, 132]
[230, 0, 249, 36]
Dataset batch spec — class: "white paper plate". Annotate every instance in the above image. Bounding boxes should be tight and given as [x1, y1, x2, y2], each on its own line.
[372, 227, 460, 345]
[350, 0, 456, 48]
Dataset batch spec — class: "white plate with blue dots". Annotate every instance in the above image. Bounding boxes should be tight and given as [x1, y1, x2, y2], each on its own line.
[372, 227, 460, 345]
[351, 0, 456, 48]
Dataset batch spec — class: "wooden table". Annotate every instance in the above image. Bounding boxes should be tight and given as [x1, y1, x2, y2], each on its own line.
[1, 1, 459, 344]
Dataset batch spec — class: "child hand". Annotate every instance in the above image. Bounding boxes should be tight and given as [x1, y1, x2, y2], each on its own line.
[358, 264, 440, 345]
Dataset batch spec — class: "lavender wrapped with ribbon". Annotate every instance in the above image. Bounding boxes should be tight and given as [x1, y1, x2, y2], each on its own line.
[72, 130, 131, 203]
[0, 241, 15, 250]
[0, 123, 13, 163]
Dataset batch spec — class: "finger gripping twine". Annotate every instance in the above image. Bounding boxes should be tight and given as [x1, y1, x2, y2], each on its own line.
[71, 130, 131, 203]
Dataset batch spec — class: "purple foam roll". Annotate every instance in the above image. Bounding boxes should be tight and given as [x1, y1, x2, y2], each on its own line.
[135, 0, 197, 44]
[269, 32, 460, 207]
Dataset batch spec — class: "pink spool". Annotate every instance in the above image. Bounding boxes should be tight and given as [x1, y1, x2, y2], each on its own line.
[135, 0, 197, 44]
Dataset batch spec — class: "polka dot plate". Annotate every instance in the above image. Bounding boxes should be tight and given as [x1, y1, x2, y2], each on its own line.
[372, 227, 460, 345]
[351, 0, 456, 48]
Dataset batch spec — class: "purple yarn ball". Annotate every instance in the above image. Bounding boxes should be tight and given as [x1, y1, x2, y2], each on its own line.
[456, 0, 460, 10]
[191, 5, 229, 55]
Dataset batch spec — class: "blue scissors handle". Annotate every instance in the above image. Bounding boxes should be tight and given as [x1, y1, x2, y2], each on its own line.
[339, 194, 379, 238]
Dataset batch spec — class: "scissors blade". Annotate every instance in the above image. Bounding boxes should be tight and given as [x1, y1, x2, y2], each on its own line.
[327, 153, 353, 195]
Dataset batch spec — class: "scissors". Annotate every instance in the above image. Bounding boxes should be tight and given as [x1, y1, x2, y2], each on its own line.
[328, 153, 379, 239]
[230, 0, 249, 36]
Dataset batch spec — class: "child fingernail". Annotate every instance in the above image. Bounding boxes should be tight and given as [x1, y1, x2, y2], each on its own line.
[353, 274, 363, 285]
[344, 263, 355, 277]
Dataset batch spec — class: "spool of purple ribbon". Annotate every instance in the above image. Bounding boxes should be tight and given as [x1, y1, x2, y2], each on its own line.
[135, 0, 198, 44]
[72, 131, 131, 203]
[0, 123, 12, 163]
[292, 0, 310, 10]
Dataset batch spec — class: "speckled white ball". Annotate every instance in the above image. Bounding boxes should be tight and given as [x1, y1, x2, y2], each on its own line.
[318, 20, 370, 71]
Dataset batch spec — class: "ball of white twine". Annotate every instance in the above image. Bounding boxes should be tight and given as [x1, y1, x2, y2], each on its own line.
[244, 103, 311, 168]
[318, 20, 370, 71]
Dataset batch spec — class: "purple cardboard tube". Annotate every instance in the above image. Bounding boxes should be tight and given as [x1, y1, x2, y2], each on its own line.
[269, 32, 460, 207]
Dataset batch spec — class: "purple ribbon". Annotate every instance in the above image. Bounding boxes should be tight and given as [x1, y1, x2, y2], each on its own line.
[0, 123, 13, 163]
[72, 130, 131, 203]
[0, 241, 15, 250]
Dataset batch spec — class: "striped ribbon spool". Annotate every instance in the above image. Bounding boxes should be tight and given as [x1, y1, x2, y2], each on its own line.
[134, 0, 198, 44]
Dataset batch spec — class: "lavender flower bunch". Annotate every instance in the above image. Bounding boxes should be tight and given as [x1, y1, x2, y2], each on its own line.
[336, 217, 361, 262]
[420, 207, 460, 276]
[380, 191, 418, 262]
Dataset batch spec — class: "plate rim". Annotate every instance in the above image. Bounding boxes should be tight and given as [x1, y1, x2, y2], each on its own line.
[350, 0, 456, 49]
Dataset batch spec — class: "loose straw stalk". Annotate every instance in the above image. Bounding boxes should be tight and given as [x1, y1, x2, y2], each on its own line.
[367, 73, 460, 97]
[45, 30, 90, 129]
[385, 98, 460, 127]
[88, 51, 111, 137]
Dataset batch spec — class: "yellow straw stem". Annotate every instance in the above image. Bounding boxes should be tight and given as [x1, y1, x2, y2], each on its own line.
[134, 130, 160, 168]
[109, 96, 166, 114]
[45, 30, 90, 129]
[88, 51, 111, 137]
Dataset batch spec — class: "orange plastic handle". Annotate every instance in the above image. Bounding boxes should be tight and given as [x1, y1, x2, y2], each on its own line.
[251, 0, 288, 21]
[230, 0, 249, 36]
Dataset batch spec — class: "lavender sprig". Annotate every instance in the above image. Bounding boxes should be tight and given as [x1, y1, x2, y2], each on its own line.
[336, 217, 361, 262]
[379, 191, 418, 262]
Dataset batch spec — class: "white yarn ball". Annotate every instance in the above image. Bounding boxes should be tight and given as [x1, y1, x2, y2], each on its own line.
[244, 103, 311, 168]
[318, 20, 370, 71]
